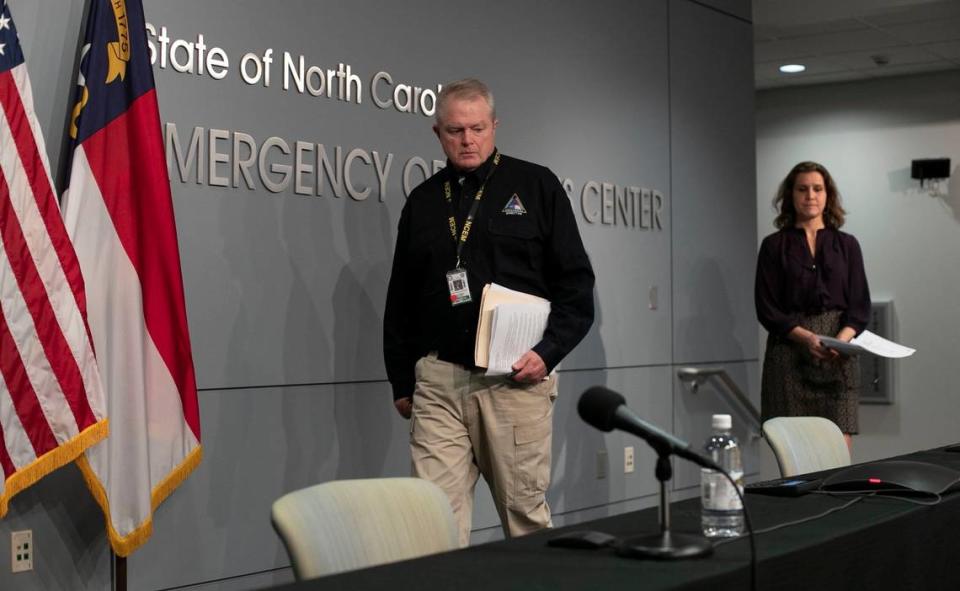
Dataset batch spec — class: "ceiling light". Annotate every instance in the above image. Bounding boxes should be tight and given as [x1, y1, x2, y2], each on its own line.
[779, 64, 806, 74]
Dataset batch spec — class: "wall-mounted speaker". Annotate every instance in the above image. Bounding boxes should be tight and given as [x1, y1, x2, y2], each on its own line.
[911, 158, 951, 186]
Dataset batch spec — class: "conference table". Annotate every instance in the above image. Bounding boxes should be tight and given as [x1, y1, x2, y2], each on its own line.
[272, 446, 960, 590]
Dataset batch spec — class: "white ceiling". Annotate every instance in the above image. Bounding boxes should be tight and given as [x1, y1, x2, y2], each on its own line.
[754, 0, 960, 89]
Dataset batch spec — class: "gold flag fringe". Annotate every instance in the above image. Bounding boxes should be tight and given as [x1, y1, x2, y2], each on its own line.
[76, 444, 203, 557]
[0, 418, 109, 517]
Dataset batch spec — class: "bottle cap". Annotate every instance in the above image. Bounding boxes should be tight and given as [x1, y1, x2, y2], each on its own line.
[711, 414, 732, 430]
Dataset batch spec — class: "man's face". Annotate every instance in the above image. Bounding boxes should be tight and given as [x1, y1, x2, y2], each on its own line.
[433, 96, 498, 172]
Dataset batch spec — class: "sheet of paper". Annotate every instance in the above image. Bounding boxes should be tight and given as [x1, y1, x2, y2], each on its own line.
[474, 283, 550, 368]
[485, 302, 551, 376]
[819, 330, 916, 359]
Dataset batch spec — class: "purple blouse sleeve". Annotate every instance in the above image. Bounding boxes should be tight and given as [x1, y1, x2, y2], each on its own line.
[755, 234, 800, 336]
[839, 234, 871, 334]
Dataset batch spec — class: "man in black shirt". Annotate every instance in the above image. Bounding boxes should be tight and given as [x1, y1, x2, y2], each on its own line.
[383, 79, 594, 546]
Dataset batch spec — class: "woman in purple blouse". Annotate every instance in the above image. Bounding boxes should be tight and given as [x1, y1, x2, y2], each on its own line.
[755, 161, 871, 452]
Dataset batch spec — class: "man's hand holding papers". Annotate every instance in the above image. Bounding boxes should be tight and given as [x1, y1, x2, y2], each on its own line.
[475, 283, 551, 377]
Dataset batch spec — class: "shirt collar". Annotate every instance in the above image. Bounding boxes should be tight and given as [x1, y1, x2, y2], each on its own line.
[447, 149, 498, 185]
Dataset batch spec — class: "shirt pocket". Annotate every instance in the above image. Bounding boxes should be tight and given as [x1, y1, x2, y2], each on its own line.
[488, 217, 543, 273]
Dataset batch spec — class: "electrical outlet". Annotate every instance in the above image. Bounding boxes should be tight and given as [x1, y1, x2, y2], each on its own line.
[624, 446, 635, 473]
[11, 530, 32, 573]
[596, 450, 608, 479]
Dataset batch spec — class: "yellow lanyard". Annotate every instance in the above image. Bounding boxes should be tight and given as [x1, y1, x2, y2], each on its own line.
[442, 151, 500, 267]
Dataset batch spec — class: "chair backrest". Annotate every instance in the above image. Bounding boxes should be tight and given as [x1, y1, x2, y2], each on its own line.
[271, 477, 458, 580]
[762, 417, 851, 477]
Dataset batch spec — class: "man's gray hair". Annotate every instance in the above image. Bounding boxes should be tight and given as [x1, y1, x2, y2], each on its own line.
[435, 78, 496, 124]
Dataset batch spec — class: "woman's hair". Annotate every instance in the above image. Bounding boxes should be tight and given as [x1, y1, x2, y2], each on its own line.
[773, 161, 846, 229]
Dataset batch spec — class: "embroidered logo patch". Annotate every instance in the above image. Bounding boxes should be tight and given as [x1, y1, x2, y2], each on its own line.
[502, 194, 527, 215]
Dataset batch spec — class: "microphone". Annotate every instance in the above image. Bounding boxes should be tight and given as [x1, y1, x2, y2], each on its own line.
[578, 386, 721, 471]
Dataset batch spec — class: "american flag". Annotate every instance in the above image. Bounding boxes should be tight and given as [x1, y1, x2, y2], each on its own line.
[0, 3, 108, 515]
[62, 0, 201, 556]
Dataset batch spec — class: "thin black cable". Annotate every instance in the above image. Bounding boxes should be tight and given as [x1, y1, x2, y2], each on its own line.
[713, 495, 865, 543]
[812, 489, 944, 506]
[753, 495, 863, 535]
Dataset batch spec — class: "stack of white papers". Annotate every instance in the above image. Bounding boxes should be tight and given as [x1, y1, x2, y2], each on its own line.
[486, 303, 551, 376]
[474, 283, 551, 375]
[819, 330, 916, 358]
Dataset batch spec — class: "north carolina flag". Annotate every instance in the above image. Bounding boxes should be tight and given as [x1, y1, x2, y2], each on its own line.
[0, 1, 108, 516]
[61, 0, 201, 556]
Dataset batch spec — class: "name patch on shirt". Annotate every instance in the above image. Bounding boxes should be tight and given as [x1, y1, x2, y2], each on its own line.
[502, 194, 527, 216]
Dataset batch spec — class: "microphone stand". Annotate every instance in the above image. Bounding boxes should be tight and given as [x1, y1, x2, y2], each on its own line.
[617, 451, 713, 559]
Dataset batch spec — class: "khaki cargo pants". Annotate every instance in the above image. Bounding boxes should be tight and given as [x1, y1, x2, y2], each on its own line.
[410, 353, 557, 547]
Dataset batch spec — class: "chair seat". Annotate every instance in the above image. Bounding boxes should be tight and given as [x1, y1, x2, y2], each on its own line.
[271, 477, 458, 580]
[763, 416, 851, 477]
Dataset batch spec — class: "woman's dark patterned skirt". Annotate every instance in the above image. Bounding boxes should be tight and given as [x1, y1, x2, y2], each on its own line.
[761, 310, 861, 434]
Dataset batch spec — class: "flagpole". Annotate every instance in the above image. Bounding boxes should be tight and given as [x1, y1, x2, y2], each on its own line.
[113, 552, 127, 591]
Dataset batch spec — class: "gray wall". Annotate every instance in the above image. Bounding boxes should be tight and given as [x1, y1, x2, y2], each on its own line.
[756, 70, 960, 467]
[2, 1, 757, 589]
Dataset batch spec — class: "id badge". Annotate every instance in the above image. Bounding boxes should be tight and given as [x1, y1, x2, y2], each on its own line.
[446, 268, 472, 306]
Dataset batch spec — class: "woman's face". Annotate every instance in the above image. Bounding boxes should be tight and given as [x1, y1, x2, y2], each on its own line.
[792, 171, 827, 225]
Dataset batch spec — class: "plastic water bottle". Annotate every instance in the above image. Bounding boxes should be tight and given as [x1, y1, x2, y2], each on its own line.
[700, 414, 744, 537]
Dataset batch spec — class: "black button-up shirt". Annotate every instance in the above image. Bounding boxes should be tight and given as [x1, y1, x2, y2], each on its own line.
[755, 227, 871, 337]
[383, 151, 595, 400]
